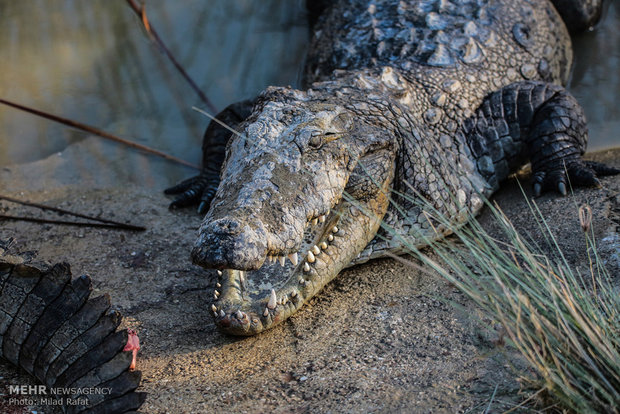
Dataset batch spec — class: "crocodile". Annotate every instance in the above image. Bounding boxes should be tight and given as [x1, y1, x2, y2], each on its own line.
[166, 0, 619, 336]
[0, 238, 145, 413]
[0, 1, 615, 412]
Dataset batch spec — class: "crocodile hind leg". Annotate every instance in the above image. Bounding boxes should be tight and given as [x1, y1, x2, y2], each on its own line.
[165, 99, 254, 213]
[550, 0, 604, 32]
[0, 245, 145, 413]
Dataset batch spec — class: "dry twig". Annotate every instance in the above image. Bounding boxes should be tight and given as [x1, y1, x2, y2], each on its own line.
[125, 0, 219, 114]
[0, 98, 199, 169]
[0, 194, 146, 231]
[0, 214, 145, 231]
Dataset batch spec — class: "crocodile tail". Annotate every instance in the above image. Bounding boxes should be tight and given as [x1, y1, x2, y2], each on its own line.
[0, 243, 145, 413]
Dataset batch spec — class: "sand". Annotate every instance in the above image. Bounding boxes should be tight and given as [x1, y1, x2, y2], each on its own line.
[0, 138, 618, 413]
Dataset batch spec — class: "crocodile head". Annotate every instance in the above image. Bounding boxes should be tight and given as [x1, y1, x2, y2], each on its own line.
[193, 87, 396, 335]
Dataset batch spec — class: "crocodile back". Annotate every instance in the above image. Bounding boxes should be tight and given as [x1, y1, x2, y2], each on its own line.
[306, 0, 572, 89]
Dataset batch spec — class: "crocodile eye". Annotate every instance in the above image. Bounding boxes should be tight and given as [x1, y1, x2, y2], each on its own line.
[308, 134, 323, 149]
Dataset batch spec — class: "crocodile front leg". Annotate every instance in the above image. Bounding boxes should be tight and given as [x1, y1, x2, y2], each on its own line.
[165, 100, 254, 213]
[464, 81, 619, 196]
[353, 80, 620, 266]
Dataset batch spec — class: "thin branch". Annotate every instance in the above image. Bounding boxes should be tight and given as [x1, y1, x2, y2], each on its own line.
[0, 194, 145, 231]
[125, 0, 219, 114]
[0, 98, 200, 170]
[0, 215, 145, 231]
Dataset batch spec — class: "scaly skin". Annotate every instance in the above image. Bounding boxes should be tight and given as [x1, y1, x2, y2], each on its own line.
[167, 0, 618, 335]
[0, 239, 145, 413]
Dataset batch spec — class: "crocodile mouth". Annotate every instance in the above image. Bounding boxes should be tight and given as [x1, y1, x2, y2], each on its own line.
[208, 193, 387, 335]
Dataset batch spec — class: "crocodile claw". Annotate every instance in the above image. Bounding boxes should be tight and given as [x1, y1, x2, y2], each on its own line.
[197, 200, 210, 215]
[557, 181, 567, 196]
[531, 160, 617, 197]
[165, 172, 218, 213]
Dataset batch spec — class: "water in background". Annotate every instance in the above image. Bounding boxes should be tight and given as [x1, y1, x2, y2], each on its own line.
[570, 1, 620, 152]
[0, 0, 618, 181]
[0, 0, 308, 176]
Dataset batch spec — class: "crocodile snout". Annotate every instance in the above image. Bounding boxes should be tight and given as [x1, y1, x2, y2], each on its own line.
[191, 218, 268, 270]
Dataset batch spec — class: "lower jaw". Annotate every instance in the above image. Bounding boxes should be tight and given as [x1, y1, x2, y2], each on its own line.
[208, 194, 389, 336]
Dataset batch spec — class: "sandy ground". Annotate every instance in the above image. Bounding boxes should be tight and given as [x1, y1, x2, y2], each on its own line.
[0, 139, 618, 414]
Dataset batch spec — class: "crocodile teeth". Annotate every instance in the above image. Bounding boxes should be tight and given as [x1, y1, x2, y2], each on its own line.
[311, 218, 318, 225]
[319, 241, 328, 250]
[299, 277, 305, 285]
[267, 289, 277, 309]
[282, 297, 288, 305]
[291, 290, 297, 297]
[319, 215, 326, 223]
[216, 282, 221, 288]
[236, 310, 244, 319]
[332, 226, 339, 233]
[211, 304, 217, 312]
[214, 290, 220, 297]
[263, 308, 269, 317]
[327, 234, 334, 242]
[307, 251, 316, 263]
[311, 245, 320, 255]
[278, 256, 286, 267]
[303, 262, 310, 272]
[288, 253, 299, 266]
[217, 270, 223, 276]
[239, 271, 245, 284]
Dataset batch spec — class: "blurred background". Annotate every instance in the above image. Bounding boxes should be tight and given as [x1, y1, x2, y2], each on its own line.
[0, 0, 308, 182]
[0, 0, 617, 185]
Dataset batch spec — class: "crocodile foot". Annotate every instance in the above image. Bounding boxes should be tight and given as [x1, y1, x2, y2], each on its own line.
[532, 160, 620, 197]
[165, 171, 219, 214]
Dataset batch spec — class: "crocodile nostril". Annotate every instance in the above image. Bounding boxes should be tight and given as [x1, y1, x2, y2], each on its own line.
[211, 218, 242, 236]
[193, 217, 268, 270]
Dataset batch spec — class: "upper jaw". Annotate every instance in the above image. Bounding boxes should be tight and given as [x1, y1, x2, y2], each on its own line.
[191, 156, 347, 269]
[191, 196, 337, 271]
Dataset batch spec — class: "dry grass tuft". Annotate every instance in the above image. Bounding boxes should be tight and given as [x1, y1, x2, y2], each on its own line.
[383, 189, 619, 413]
